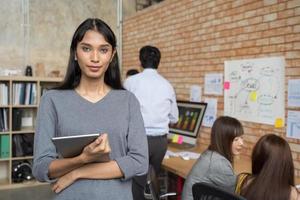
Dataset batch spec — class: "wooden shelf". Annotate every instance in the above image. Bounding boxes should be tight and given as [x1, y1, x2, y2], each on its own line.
[0, 180, 49, 190]
[0, 178, 9, 188]
[0, 76, 62, 189]
[0, 105, 9, 108]
[11, 156, 33, 161]
[0, 76, 62, 82]
[11, 105, 38, 108]
[12, 129, 35, 134]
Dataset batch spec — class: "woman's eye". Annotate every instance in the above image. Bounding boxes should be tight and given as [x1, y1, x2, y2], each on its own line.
[99, 48, 108, 53]
[82, 47, 91, 52]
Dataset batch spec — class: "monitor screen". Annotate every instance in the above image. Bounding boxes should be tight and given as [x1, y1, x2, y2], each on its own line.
[169, 101, 207, 146]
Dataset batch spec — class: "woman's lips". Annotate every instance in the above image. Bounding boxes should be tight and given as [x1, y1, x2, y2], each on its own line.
[88, 66, 101, 72]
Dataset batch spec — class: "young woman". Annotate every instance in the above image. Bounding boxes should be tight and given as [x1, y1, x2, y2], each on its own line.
[240, 134, 300, 200]
[33, 18, 148, 200]
[181, 116, 244, 200]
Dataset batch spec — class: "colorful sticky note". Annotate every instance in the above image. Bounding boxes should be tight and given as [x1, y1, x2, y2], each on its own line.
[249, 91, 257, 101]
[178, 136, 183, 144]
[172, 135, 179, 143]
[224, 82, 230, 90]
[274, 118, 284, 128]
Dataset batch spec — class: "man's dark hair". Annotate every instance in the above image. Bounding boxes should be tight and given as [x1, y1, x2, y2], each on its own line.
[139, 45, 161, 69]
[126, 69, 139, 77]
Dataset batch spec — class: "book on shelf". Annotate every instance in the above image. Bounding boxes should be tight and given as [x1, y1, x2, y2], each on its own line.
[21, 109, 34, 129]
[24, 83, 31, 105]
[0, 109, 4, 132]
[0, 109, 8, 132]
[13, 83, 37, 105]
[0, 83, 8, 105]
[12, 109, 22, 131]
[13, 134, 34, 157]
[12, 83, 19, 105]
[13, 135, 23, 157]
[19, 83, 25, 105]
[3, 109, 8, 131]
[0, 135, 10, 158]
[30, 83, 37, 105]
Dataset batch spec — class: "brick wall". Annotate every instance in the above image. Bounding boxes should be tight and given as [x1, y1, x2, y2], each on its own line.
[122, 0, 300, 175]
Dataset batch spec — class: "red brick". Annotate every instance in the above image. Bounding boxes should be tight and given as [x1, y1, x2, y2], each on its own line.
[257, 37, 270, 45]
[263, 13, 278, 22]
[287, 0, 300, 9]
[286, 51, 300, 59]
[294, 25, 300, 33]
[294, 42, 300, 50]
[286, 34, 300, 42]
[269, 19, 287, 28]
[278, 9, 295, 19]
[263, 0, 278, 6]
[287, 16, 300, 25]
[270, 36, 285, 44]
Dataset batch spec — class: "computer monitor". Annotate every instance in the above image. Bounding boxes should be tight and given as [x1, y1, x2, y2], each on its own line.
[168, 101, 207, 148]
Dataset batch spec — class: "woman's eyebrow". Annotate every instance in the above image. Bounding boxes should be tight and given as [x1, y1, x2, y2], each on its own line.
[79, 43, 110, 48]
[79, 42, 92, 46]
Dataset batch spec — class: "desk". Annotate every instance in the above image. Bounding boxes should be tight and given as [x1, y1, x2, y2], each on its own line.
[162, 145, 201, 178]
[162, 145, 300, 184]
[162, 145, 250, 179]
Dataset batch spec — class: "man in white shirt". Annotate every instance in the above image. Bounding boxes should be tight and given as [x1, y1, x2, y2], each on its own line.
[124, 45, 179, 200]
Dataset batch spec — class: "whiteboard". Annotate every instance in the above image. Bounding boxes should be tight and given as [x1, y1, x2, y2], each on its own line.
[224, 57, 285, 125]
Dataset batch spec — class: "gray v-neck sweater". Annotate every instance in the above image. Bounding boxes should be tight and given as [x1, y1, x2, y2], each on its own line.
[33, 89, 148, 200]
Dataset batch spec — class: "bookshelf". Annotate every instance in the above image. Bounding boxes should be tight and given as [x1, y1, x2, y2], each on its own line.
[0, 76, 61, 189]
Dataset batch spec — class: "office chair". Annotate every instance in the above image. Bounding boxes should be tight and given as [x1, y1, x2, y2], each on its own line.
[144, 165, 177, 200]
[192, 182, 246, 200]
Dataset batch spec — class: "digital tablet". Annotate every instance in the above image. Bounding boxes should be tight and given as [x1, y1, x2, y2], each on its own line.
[52, 133, 100, 158]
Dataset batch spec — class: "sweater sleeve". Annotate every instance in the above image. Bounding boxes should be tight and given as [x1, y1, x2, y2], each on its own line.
[114, 93, 149, 180]
[209, 157, 236, 193]
[32, 92, 58, 183]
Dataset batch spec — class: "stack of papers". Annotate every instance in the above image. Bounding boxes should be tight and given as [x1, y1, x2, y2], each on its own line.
[165, 150, 179, 157]
[164, 150, 201, 160]
[177, 151, 201, 159]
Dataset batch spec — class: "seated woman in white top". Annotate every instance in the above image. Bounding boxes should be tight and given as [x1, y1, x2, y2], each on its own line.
[181, 116, 244, 200]
[240, 134, 300, 200]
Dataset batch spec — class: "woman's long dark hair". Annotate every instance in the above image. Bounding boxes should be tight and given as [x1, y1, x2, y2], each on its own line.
[241, 134, 294, 200]
[57, 18, 123, 90]
[208, 116, 244, 163]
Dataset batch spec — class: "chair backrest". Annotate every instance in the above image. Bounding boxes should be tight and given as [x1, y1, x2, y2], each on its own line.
[192, 182, 247, 200]
[235, 172, 251, 195]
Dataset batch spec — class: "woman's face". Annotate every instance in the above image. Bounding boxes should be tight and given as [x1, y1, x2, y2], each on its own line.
[76, 30, 115, 80]
[232, 136, 244, 155]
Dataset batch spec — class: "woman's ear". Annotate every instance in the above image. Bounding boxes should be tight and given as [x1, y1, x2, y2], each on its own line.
[75, 54, 78, 61]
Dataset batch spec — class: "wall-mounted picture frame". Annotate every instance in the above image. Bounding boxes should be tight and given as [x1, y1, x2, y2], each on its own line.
[169, 101, 207, 138]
